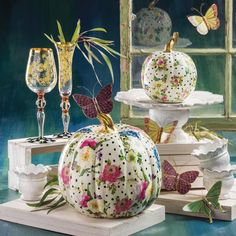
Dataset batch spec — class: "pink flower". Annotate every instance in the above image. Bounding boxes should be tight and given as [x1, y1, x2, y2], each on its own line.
[115, 198, 132, 214]
[136, 181, 149, 201]
[161, 96, 168, 102]
[156, 58, 166, 69]
[99, 163, 122, 183]
[61, 166, 70, 185]
[80, 139, 97, 149]
[79, 194, 91, 207]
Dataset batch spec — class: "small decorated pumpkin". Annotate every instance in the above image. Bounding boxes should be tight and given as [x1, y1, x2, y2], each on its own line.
[133, 1, 172, 46]
[141, 32, 197, 103]
[58, 87, 161, 218]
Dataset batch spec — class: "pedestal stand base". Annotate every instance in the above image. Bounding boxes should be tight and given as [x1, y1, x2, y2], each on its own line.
[0, 200, 165, 236]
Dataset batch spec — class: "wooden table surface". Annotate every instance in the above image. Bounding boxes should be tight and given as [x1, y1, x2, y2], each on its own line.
[1, 189, 236, 236]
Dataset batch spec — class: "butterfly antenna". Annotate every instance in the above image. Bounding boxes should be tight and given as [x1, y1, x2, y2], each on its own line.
[191, 7, 203, 16]
[200, 2, 205, 15]
[76, 85, 94, 97]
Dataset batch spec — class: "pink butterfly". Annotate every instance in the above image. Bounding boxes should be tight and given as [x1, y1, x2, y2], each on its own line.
[73, 84, 113, 118]
[162, 160, 199, 194]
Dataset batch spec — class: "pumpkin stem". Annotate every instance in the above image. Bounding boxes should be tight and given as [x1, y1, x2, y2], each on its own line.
[164, 32, 179, 52]
[148, 0, 160, 9]
[97, 113, 115, 133]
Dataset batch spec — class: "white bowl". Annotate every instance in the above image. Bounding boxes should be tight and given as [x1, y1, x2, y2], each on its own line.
[203, 166, 236, 199]
[15, 164, 51, 201]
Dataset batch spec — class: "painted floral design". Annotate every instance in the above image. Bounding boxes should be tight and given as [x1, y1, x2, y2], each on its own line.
[60, 165, 70, 186]
[136, 181, 149, 201]
[133, 7, 172, 46]
[58, 124, 161, 218]
[79, 194, 91, 207]
[87, 199, 104, 213]
[80, 138, 97, 149]
[170, 75, 184, 88]
[115, 198, 132, 214]
[142, 50, 197, 103]
[99, 163, 122, 183]
[155, 57, 167, 70]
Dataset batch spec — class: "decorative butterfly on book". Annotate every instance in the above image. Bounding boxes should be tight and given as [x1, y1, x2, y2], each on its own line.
[144, 118, 178, 144]
[162, 160, 199, 194]
[73, 84, 113, 118]
[187, 3, 220, 35]
[183, 181, 225, 223]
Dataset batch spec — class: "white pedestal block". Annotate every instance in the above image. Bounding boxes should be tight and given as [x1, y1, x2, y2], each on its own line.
[8, 137, 67, 190]
[0, 200, 165, 236]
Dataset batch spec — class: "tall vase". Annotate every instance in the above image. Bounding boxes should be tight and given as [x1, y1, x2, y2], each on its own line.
[55, 42, 76, 138]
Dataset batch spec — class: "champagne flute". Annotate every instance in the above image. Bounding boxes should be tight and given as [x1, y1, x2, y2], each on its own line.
[25, 48, 57, 143]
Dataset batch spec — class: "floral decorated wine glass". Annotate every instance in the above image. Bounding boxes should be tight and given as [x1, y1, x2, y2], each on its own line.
[25, 48, 57, 143]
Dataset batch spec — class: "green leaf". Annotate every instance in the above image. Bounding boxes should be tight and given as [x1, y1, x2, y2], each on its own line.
[56, 20, 66, 43]
[44, 33, 56, 44]
[96, 48, 114, 83]
[44, 176, 58, 188]
[27, 195, 58, 208]
[85, 37, 114, 45]
[80, 28, 107, 36]
[71, 19, 81, 43]
[84, 42, 102, 64]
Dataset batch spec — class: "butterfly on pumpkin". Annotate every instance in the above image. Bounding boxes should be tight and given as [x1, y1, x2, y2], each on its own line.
[162, 160, 199, 194]
[183, 181, 225, 223]
[187, 3, 220, 35]
[144, 118, 178, 144]
[73, 84, 113, 119]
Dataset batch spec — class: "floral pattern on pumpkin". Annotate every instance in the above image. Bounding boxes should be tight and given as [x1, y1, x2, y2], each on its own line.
[155, 57, 167, 70]
[99, 162, 122, 184]
[60, 165, 70, 186]
[58, 124, 161, 218]
[170, 76, 184, 88]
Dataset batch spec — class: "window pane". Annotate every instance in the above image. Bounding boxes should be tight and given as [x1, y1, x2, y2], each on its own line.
[233, 2, 236, 47]
[190, 55, 225, 117]
[132, 0, 225, 49]
[131, 55, 225, 117]
[231, 56, 236, 113]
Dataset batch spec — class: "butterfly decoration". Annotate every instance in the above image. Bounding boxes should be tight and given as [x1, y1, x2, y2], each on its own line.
[73, 84, 113, 119]
[144, 118, 178, 144]
[162, 160, 199, 194]
[187, 3, 220, 35]
[183, 181, 225, 223]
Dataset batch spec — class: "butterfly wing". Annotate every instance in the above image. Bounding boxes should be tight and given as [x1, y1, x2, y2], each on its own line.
[183, 200, 212, 223]
[187, 15, 208, 35]
[205, 4, 220, 30]
[162, 160, 178, 191]
[187, 15, 204, 27]
[144, 118, 162, 143]
[177, 171, 199, 194]
[162, 120, 178, 143]
[206, 181, 222, 209]
[73, 94, 98, 118]
[96, 84, 113, 114]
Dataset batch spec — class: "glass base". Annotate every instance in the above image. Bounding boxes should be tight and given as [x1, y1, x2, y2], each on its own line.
[27, 136, 56, 144]
[54, 132, 72, 139]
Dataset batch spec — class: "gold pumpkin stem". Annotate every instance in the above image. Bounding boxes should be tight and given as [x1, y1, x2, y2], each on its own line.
[148, 0, 159, 9]
[164, 32, 179, 52]
[97, 113, 115, 133]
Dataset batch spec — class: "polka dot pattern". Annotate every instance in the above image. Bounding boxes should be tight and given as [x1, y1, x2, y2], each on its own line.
[133, 7, 172, 46]
[58, 124, 161, 218]
[141, 51, 197, 103]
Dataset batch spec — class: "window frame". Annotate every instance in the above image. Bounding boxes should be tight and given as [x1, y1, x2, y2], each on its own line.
[120, 0, 236, 130]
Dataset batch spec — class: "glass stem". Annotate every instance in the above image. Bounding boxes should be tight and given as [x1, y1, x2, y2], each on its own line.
[61, 95, 70, 134]
[36, 92, 46, 138]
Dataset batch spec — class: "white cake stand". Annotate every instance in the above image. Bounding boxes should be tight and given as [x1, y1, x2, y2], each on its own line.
[115, 89, 223, 143]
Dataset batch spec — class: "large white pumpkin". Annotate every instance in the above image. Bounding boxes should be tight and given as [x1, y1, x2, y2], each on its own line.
[58, 115, 161, 218]
[141, 33, 197, 103]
